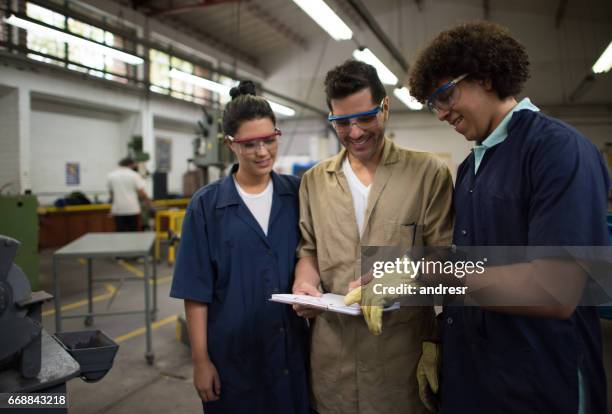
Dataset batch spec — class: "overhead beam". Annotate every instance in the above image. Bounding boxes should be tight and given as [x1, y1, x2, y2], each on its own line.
[244, 2, 308, 50]
[147, 0, 238, 17]
[131, 0, 151, 10]
[555, 0, 569, 29]
[569, 73, 595, 102]
[28, 0, 137, 39]
[162, 18, 259, 68]
[346, 0, 409, 73]
[328, 0, 363, 29]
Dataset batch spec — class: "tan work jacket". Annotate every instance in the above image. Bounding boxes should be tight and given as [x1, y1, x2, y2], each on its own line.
[297, 137, 454, 414]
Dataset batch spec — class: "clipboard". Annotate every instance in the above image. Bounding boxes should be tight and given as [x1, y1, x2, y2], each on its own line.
[270, 293, 400, 316]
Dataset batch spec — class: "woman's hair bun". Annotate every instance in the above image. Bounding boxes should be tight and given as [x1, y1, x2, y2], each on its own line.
[229, 80, 257, 100]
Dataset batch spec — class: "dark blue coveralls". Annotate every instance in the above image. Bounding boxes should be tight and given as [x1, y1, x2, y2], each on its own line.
[170, 165, 310, 414]
[442, 109, 609, 413]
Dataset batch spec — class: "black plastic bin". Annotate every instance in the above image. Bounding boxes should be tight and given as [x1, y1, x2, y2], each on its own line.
[53, 330, 118, 383]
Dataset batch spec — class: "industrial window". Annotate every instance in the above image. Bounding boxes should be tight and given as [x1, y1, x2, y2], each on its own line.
[170, 56, 195, 102]
[66, 18, 128, 82]
[149, 49, 215, 105]
[14, 3, 218, 106]
[24, 3, 131, 82]
[25, 3, 66, 66]
[193, 66, 213, 106]
[149, 48, 171, 93]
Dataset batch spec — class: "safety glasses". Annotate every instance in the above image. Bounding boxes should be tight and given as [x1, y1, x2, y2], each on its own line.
[426, 73, 469, 113]
[226, 128, 282, 155]
[328, 99, 385, 134]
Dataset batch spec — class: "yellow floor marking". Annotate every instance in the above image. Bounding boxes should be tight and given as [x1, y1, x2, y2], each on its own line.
[42, 284, 116, 317]
[117, 260, 172, 285]
[42, 260, 172, 318]
[155, 275, 173, 284]
[114, 314, 178, 344]
[117, 260, 144, 277]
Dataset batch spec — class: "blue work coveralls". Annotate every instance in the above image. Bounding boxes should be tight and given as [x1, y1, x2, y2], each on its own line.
[442, 109, 609, 413]
[170, 165, 310, 414]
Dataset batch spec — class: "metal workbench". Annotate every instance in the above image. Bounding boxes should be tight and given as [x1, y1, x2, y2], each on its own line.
[52, 232, 157, 364]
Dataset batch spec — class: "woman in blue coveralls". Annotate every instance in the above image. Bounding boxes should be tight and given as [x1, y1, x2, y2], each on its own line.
[408, 22, 609, 413]
[170, 81, 310, 414]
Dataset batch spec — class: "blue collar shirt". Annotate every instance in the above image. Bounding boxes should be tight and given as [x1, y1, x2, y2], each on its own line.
[473, 97, 539, 173]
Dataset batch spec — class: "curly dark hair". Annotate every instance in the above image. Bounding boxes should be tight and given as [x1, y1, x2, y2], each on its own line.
[324, 59, 387, 111]
[408, 21, 530, 103]
[222, 80, 276, 137]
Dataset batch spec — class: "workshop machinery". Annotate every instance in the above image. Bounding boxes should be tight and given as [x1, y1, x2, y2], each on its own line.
[0, 235, 119, 411]
[0, 194, 39, 290]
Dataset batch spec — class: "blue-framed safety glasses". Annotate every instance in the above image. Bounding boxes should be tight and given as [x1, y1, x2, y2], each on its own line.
[328, 99, 385, 132]
[426, 73, 469, 112]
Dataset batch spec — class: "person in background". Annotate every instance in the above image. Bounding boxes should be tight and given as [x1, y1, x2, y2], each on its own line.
[408, 21, 609, 413]
[107, 157, 152, 232]
[293, 59, 454, 414]
[170, 81, 310, 414]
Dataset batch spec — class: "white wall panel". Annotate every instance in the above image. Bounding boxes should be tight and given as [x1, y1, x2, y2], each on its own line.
[30, 101, 123, 205]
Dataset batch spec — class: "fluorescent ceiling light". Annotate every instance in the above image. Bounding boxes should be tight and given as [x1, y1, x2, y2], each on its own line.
[4, 14, 144, 65]
[292, 0, 352, 41]
[170, 69, 295, 116]
[393, 87, 423, 110]
[352, 48, 398, 85]
[169, 68, 232, 95]
[267, 100, 296, 117]
[592, 41, 612, 74]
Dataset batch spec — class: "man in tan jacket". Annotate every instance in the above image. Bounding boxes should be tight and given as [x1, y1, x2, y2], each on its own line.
[292, 60, 454, 413]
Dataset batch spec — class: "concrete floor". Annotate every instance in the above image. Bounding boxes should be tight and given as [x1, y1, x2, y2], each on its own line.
[38, 249, 202, 414]
[36, 249, 612, 413]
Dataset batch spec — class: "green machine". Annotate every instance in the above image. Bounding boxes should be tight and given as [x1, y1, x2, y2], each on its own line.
[0, 195, 39, 290]
[192, 108, 234, 183]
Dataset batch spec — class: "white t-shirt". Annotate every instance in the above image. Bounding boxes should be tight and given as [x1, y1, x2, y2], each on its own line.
[234, 176, 273, 236]
[107, 167, 146, 216]
[342, 157, 371, 236]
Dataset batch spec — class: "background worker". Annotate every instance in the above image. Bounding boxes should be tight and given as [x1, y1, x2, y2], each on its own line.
[107, 157, 152, 232]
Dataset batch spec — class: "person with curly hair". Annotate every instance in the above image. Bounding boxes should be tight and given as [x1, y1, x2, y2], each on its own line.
[408, 21, 609, 413]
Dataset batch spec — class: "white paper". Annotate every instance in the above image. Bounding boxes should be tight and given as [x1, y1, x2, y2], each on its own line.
[270, 293, 399, 316]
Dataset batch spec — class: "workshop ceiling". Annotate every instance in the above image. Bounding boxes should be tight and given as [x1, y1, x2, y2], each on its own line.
[105, 0, 612, 111]
[126, 0, 334, 67]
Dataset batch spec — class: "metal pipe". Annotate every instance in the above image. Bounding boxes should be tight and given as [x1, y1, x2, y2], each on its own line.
[345, 0, 409, 72]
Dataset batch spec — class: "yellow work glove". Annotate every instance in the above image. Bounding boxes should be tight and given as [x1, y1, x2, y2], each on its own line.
[344, 256, 420, 336]
[344, 285, 384, 335]
[417, 341, 441, 413]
